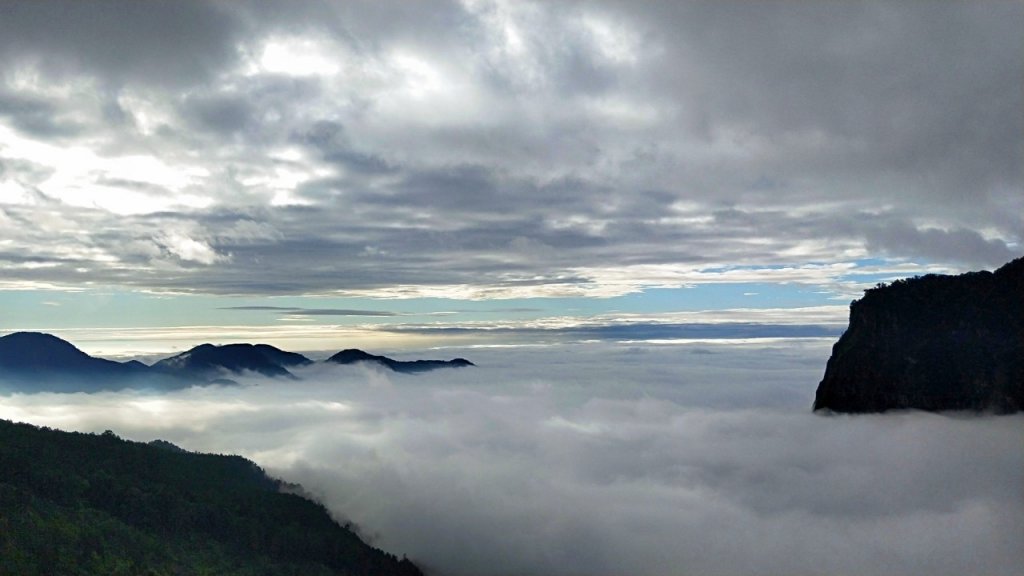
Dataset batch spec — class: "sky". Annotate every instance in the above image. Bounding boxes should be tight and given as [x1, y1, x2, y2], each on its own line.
[0, 0, 1021, 355]
[2, 342, 1022, 575]
[2, 5, 1022, 574]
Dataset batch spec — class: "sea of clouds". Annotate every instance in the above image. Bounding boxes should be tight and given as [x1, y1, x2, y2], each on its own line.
[1, 339, 1021, 576]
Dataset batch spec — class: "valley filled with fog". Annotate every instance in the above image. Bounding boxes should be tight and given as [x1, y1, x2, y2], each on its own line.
[1, 339, 1021, 576]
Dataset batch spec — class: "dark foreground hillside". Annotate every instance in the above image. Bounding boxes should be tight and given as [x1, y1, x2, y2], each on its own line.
[0, 419, 422, 576]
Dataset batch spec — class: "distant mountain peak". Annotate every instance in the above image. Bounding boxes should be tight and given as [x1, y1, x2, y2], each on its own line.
[0, 331, 152, 392]
[326, 348, 475, 373]
[152, 342, 312, 379]
[0, 331, 92, 366]
[330, 349, 384, 363]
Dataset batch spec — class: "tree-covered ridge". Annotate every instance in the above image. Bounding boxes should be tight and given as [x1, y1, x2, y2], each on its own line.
[0, 419, 422, 576]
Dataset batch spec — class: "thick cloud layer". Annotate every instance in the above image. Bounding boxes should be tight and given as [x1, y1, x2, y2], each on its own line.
[0, 1, 1020, 298]
[2, 340, 1021, 575]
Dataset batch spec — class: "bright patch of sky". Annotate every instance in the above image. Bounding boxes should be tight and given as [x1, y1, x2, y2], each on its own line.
[0, 256, 938, 355]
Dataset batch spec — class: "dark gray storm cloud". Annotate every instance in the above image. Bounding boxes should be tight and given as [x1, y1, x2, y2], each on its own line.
[0, 0, 1020, 296]
[865, 219, 1020, 268]
[2, 341, 1020, 575]
[0, 1, 241, 87]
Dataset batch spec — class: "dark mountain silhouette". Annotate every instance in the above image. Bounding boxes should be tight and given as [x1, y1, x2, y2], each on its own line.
[327, 348, 475, 373]
[1, 332, 475, 393]
[152, 343, 312, 380]
[0, 332, 157, 392]
[814, 256, 1024, 413]
[0, 418, 422, 576]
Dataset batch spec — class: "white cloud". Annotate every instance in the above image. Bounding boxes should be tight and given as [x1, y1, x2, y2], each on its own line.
[156, 230, 227, 265]
[0, 125, 210, 215]
[0, 341, 1020, 576]
[580, 13, 642, 65]
[0, 0, 1019, 298]
[254, 37, 343, 78]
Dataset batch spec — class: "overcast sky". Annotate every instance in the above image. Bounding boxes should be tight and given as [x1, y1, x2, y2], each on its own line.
[2, 5, 1022, 573]
[0, 0, 1021, 351]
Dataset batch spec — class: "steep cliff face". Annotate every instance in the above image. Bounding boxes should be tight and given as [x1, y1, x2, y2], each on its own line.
[813, 257, 1023, 413]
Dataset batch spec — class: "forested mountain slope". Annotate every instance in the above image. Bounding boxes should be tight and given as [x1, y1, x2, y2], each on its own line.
[0, 419, 422, 576]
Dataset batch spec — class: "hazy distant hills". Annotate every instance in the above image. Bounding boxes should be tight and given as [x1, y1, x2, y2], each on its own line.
[327, 348, 474, 373]
[0, 332, 138, 376]
[0, 332, 474, 393]
[814, 256, 1023, 413]
[0, 418, 422, 576]
[0, 332, 165, 392]
[152, 343, 313, 380]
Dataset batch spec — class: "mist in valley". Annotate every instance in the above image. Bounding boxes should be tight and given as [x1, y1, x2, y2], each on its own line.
[1, 340, 1020, 576]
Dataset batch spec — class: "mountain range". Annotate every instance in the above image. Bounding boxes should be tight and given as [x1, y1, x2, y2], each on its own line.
[0, 332, 473, 393]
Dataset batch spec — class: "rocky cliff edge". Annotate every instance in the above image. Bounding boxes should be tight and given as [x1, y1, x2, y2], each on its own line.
[813, 257, 1023, 413]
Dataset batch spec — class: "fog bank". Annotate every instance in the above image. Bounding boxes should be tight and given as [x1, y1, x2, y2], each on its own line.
[2, 340, 1021, 575]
